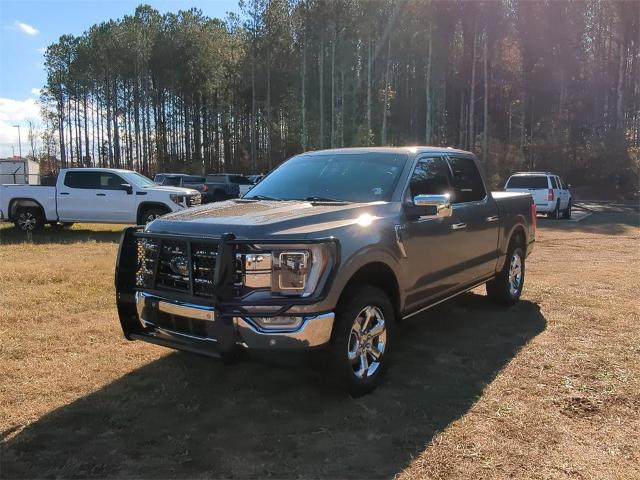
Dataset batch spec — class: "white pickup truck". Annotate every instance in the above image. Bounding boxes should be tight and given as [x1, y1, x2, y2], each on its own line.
[0, 168, 201, 232]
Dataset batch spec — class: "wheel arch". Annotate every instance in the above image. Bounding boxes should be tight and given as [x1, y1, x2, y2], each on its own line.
[337, 261, 401, 322]
[8, 198, 45, 220]
[136, 202, 171, 224]
[497, 223, 528, 272]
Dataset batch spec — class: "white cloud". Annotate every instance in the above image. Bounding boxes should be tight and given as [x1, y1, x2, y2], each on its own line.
[30, 88, 41, 97]
[0, 97, 42, 158]
[36, 47, 47, 54]
[15, 20, 39, 36]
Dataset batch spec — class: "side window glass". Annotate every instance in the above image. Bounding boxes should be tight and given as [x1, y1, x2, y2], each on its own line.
[550, 176, 558, 189]
[64, 171, 99, 189]
[447, 156, 486, 203]
[408, 157, 451, 199]
[558, 177, 565, 189]
[97, 173, 125, 190]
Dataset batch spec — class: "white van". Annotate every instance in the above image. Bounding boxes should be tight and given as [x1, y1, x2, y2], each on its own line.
[505, 172, 572, 219]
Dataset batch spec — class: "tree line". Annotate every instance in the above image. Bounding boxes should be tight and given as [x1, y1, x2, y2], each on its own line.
[39, 0, 640, 192]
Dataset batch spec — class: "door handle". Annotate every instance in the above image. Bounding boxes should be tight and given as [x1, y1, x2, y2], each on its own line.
[486, 215, 499, 222]
[96, 193, 106, 196]
[451, 222, 467, 230]
[59, 192, 70, 196]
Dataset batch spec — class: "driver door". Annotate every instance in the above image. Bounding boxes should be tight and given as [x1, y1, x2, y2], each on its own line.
[94, 172, 136, 223]
[400, 156, 467, 311]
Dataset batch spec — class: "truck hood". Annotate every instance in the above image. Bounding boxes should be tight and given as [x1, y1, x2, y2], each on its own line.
[144, 186, 199, 196]
[147, 199, 392, 238]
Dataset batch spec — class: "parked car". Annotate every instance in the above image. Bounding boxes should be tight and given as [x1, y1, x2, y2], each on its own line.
[247, 174, 265, 184]
[504, 172, 572, 219]
[154, 173, 213, 203]
[205, 173, 254, 201]
[1, 168, 201, 232]
[116, 147, 535, 395]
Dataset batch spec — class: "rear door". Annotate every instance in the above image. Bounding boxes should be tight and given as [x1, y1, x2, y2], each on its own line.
[446, 155, 500, 283]
[556, 176, 570, 209]
[57, 171, 99, 221]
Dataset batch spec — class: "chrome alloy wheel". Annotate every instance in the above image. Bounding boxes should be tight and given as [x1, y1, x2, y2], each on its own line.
[347, 306, 387, 379]
[17, 211, 37, 231]
[509, 252, 523, 297]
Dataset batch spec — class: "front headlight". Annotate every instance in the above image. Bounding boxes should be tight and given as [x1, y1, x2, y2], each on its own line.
[241, 243, 335, 297]
[170, 194, 186, 206]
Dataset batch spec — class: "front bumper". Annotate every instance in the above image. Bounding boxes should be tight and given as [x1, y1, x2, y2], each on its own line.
[128, 292, 335, 356]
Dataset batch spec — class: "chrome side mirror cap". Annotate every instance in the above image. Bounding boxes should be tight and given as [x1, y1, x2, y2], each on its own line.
[413, 194, 452, 218]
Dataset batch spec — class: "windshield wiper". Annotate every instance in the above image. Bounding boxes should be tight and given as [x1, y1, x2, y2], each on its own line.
[244, 194, 282, 201]
[302, 196, 350, 203]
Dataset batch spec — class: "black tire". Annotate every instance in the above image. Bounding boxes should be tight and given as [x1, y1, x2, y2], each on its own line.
[14, 207, 45, 233]
[329, 286, 394, 397]
[562, 199, 572, 219]
[140, 207, 168, 225]
[49, 222, 74, 229]
[213, 191, 226, 202]
[486, 244, 526, 306]
[550, 201, 561, 219]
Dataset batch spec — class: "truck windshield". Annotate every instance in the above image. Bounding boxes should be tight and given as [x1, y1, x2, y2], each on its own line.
[125, 172, 157, 188]
[245, 152, 407, 203]
[161, 177, 182, 187]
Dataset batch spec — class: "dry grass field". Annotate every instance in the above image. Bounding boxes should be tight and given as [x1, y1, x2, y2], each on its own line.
[1, 206, 639, 479]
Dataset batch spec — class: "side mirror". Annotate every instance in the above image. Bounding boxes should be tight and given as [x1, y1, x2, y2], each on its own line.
[405, 194, 452, 219]
[121, 183, 133, 194]
[567, 184, 572, 189]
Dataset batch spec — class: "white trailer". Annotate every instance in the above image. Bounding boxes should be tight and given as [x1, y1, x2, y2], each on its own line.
[0, 158, 40, 185]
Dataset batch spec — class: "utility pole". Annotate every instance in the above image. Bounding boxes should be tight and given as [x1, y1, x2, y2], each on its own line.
[13, 124, 22, 158]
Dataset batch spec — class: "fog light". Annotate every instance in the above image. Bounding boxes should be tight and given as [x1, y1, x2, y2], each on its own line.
[252, 316, 303, 330]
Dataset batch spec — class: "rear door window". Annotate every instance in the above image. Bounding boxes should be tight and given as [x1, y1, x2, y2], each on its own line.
[550, 176, 558, 189]
[506, 175, 549, 189]
[447, 156, 486, 203]
[64, 171, 100, 189]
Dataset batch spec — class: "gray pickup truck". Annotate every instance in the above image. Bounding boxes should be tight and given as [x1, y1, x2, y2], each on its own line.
[116, 147, 535, 395]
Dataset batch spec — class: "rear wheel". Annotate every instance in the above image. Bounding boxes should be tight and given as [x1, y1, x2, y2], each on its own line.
[329, 286, 394, 397]
[486, 244, 525, 306]
[213, 191, 226, 202]
[14, 207, 44, 233]
[550, 201, 561, 219]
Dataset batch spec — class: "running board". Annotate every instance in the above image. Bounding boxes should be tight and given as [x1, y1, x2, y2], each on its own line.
[402, 277, 493, 320]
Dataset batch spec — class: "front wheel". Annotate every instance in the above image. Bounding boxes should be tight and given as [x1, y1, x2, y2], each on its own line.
[329, 286, 394, 397]
[141, 208, 167, 225]
[486, 245, 525, 305]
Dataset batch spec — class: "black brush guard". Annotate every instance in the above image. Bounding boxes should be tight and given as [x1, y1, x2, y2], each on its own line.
[115, 226, 339, 353]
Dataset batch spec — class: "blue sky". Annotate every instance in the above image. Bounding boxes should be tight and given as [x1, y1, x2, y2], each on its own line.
[0, 0, 240, 157]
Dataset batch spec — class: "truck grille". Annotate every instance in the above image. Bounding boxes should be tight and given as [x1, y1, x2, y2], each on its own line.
[187, 194, 201, 207]
[136, 238, 218, 297]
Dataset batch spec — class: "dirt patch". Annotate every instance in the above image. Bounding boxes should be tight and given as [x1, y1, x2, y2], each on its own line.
[1, 213, 639, 479]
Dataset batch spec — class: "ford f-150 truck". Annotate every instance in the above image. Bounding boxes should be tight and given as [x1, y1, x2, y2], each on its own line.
[1, 168, 201, 232]
[115, 147, 536, 395]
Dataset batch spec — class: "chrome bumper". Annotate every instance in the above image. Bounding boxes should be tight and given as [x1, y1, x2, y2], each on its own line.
[134, 292, 334, 351]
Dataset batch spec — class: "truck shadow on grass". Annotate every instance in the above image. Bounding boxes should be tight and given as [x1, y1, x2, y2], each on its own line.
[0, 226, 123, 245]
[2, 293, 545, 479]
